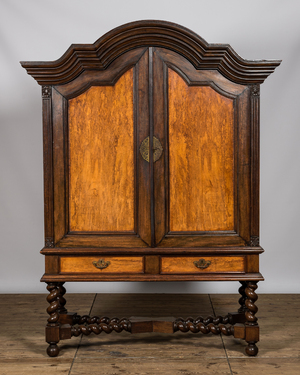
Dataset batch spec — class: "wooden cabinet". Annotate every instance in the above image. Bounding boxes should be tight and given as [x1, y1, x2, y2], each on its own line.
[21, 20, 281, 357]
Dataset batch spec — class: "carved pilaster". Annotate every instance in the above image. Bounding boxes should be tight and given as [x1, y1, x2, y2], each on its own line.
[250, 83, 260, 245]
[42, 85, 54, 248]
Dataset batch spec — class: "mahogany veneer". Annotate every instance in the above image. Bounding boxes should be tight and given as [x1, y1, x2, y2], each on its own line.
[21, 20, 281, 357]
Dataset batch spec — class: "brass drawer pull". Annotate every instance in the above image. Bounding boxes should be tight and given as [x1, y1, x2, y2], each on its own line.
[140, 136, 163, 162]
[193, 259, 211, 270]
[93, 259, 111, 270]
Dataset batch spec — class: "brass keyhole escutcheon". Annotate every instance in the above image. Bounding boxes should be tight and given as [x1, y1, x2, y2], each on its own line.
[93, 259, 111, 270]
[193, 259, 211, 270]
[140, 136, 163, 162]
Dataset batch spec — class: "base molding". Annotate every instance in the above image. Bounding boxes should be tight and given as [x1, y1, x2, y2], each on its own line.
[41, 272, 264, 282]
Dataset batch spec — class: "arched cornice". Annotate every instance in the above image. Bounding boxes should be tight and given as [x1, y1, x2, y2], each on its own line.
[20, 20, 281, 85]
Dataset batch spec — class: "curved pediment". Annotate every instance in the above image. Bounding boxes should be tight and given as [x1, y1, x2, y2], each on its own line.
[21, 20, 281, 85]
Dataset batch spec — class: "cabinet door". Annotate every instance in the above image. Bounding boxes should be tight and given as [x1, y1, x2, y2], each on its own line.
[152, 48, 251, 247]
[52, 46, 251, 249]
[52, 48, 152, 247]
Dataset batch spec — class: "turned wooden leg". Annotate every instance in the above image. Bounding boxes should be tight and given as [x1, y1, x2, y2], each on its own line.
[238, 281, 247, 313]
[244, 281, 259, 356]
[57, 283, 67, 314]
[46, 282, 65, 357]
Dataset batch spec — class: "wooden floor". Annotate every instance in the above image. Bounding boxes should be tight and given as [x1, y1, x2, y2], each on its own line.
[0, 293, 299, 374]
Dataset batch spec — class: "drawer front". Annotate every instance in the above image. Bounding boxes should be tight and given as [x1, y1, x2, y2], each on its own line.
[161, 256, 245, 274]
[60, 256, 144, 274]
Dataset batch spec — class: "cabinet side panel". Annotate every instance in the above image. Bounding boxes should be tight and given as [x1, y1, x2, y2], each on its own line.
[168, 69, 234, 232]
[68, 69, 135, 232]
[237, 88, 251, 242]
[52, 89, 66, 243]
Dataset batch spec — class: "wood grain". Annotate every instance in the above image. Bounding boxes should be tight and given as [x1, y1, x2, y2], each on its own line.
[68, 68, 134, 232]
[45, 256, 59, 274]
[161, 256, 244, 274]
[158, 234, 246, 248]
[168, 68, 235, 232]
[57, 234, 147, 248]
[144, 255, 160, 274]
[60, 256, 144, 274]
[237, 88, 251, 242]
[52, 89, 66, 243]
[130, 318, 174, 333]
[246, 254, 259, 273]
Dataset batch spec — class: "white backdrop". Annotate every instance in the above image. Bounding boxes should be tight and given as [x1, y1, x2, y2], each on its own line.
[1, 0, 299, 293]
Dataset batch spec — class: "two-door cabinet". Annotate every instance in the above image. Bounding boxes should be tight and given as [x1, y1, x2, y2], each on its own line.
[21, 20, 281, 357]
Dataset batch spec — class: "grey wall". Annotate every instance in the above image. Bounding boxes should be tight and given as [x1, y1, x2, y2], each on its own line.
[1, 0, 299, 294]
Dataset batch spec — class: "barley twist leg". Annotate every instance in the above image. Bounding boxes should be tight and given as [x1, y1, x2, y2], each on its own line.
[46, 282, 64, 357]
[245, 281, 259, 356]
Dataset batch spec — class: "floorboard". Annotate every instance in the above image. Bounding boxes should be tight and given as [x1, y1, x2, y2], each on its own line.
[0, 293, 299, 375]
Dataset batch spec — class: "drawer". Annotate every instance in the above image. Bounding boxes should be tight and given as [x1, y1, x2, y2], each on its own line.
[161, 256, 245, 274]
[60, 256, 144, 274]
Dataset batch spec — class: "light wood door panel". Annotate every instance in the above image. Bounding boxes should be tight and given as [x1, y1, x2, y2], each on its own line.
[168, 68, 235, 232]
[69, 69, 135, 232]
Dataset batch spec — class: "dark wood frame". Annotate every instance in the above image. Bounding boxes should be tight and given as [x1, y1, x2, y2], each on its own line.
[21, 20, 281, 358]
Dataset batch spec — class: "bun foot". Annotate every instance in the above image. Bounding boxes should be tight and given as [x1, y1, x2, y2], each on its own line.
[47, 343, 60, 357]
[245, 342, 258, 356]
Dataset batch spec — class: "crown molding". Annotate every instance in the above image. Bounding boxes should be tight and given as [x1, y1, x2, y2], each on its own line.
[21, 20, 281, 85]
